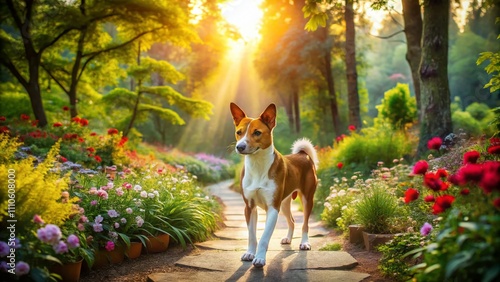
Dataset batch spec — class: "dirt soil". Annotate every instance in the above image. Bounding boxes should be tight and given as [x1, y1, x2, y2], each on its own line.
[80, 231, 394, 282]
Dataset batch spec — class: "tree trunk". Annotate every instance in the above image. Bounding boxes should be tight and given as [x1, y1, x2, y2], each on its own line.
[345, 0, 361, 130]
[402, 0, 423, 118]
[417, 0, 452, 156]
[324, 51, 341, 137]
[293, 88, 300, 134]
[69, 27, 88, 118]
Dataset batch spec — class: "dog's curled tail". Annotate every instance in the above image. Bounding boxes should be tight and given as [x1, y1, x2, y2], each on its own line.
[291, 138, 319, 169]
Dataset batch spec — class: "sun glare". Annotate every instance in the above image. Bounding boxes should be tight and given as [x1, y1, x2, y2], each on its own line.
[221, 0, 263, 42]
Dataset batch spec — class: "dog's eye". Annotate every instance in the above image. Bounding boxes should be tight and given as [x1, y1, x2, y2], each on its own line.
[253, 130, 261, 136]
[236, 130, 242, 135]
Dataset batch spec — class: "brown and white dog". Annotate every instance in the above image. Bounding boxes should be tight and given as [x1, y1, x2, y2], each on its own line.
[230, 102, 318, 268]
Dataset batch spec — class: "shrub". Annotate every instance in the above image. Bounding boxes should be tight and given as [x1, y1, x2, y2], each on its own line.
[452, 110, 482, 136]
[355, 186, 400, 234]
[375, 83, 417, 131]
[465, 102, 491, 121]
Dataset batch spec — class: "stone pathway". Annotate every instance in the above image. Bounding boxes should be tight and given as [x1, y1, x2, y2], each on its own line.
[148, 180, 370, 282]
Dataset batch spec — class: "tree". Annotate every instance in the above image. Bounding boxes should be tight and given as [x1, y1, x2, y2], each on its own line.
[345, 0, 361, 129]
[102, 56, 213, 138]
[417, 0, 453, 155]
[41, 0, 197, 118]
[0, 0, 80, 126]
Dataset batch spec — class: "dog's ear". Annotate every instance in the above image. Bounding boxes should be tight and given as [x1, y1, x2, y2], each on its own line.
[259, 103, 276, 129]
[230, 103, 246, 126]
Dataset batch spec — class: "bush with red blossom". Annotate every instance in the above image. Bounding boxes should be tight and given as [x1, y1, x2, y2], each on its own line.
[427, 137, 442, 151]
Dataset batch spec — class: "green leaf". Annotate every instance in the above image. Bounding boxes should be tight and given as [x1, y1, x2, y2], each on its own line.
[424, 263, 441, 274]
[483, 265, 500, 282]
[445, 251, 472, 279]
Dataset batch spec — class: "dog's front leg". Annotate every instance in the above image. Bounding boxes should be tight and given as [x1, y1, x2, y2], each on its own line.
[241, 205, 257, 261]
[253, 207, 279, 268]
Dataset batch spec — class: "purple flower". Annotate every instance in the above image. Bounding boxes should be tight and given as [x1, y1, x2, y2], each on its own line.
[114, 222, 120, 229]
[0, 242, 9, 257]
[0, 261, 8, 272]
[67, 235, 80, 249]
[15, 261, 30, 276]
[37, 224, 62, 245]
[95, 215, 103, 224]
[53, 241, 68, 254]
[105, 241, 115, 251]
[12, 238, 21, 249]
[93, 223, 103, 232]
[108, 209, 119, 218]
[420, 222, 433, 236]
[91, 200, 98, 206]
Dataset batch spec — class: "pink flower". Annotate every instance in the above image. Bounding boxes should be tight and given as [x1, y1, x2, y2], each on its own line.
[412, 160, 428, 175]
[91, 200, 98, 206]
[479, 161, 500, 194]
[53, 241, 68, 254]
[135, 216, 144, 227]
[420, 222, 433, 236]
[126, 208, 133, 214]
[459, 163, 483, 183]
[15, 261, 30, 276]
[97, 189, 108, 200]
[67, 235, 80, 249]
[140, 191, 148, 198]
[95, 215, 103, 224]
[105, 241, 115, 251]
[424, 195, 435, 202]
[494, 198, 500, 209]
[33, 214, 44, 224]
[114, 222, 120, 229]
[37, 224, 62, 245]
[427, 137, 442, 151]
[122, 182, 132, 190]
[89, 187, 98, 194]
[488, 145, 500, 155]
[460, 189, 470, 196]
[115, 188, 124, 196]
[348, 125, 356, 131]
[77, 223, 85, 231]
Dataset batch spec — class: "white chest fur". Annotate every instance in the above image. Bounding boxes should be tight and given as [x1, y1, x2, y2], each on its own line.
[241, 146, 277, 210]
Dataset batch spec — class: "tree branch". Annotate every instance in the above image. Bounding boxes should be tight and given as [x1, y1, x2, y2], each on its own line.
[370, 29, 405, 39]
[41, 64, 69, 94]
[5, 0, 22, 30]
[0, 55, 28, 89]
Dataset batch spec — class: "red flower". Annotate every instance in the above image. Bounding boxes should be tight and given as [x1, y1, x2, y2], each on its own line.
[53, 122, 63, 127]
[494, 198, 500, 209]
[94, 155, 102, 162]
[404, 188, 419, 203]
[336, 136, 343, 142]
[79, 118, 89, 126]
[78, 137, 85, 143]
[60, 156, 68, 163]
[427, 137, 442, 151]
[107, 128, 119, 135]
[62, 106, 70, 111]
[348, 125, 356, 131]
[463, 150, 480, 164]
[90, 132, 97, 136]
[86, 147, 95, 153]
[436, 168, 448, 178]
[337, 162, 343, 169]
[71, 117, 81, 123]
[424, 172, 442, 191]
[487, 145, 500, 155]
[479, 161, 500, 194]
[448, 173, 465, 186]
[20, 114, 30, 121]
[412, 160, 429, 175]
[459, 163, 483, 183]
[118, 136, 128, 147]
[0, 126, 9, 134]
[460, 189, 470, 196]
[490, 137, 500, 146]
[0, 116, 5, 122]
[432, 195, 455, 215]
[31, 120, 38, 127]
[424, 195, 435, 202]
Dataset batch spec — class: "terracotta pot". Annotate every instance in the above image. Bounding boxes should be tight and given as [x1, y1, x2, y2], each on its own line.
[349, 224, 365, 244]
[362, 231, 395, 251]
[126, 241, 143, 259]
[51, 259, 83, 282]
[92, 246, 125, 269]
[145, 234, 170, 253]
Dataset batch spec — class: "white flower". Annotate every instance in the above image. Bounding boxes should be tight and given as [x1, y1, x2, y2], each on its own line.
[135, 216, 144, 227]
[126, 208, 133, 214]
[134, 185, 142, 191]
[140, 191, 148, 198]
[148, 193, 155, 198]
[95, 215, 103, 224]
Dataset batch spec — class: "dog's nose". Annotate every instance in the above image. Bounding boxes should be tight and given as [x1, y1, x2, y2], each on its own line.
[236, 143, 246, 152]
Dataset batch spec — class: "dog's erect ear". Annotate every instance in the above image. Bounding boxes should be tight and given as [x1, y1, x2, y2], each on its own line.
[259, 103, 276, 129]
[230, 103, 246, 126]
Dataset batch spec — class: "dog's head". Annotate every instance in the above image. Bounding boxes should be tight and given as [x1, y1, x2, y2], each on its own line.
[230, 103, 276, 155]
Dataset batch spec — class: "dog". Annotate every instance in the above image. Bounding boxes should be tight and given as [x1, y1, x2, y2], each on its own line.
[230, 102, 318, 268]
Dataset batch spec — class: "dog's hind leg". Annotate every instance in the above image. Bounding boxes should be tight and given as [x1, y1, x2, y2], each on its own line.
[241, 205, 257, 261]
[299, 193, 313, 250]
[280, 194, 294, 245]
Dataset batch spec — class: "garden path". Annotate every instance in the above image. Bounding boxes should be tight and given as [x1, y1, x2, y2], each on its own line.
[147, 180, 370, 282]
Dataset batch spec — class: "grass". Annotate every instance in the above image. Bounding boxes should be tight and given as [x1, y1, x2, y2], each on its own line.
[319, 243, 342, 251]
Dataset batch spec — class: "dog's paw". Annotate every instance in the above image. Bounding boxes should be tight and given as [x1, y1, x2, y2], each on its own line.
[252, 257, 266, 268]
[280, 237, 292, 245]
[299, 242, 311, 250]
[241, 252, 255, 261]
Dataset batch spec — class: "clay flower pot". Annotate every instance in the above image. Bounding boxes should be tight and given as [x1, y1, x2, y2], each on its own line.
[51, 259, 83, 282]
[126, 241, 143, 259]
[145, 234, 170, 253]
[92, 246, 125, 269]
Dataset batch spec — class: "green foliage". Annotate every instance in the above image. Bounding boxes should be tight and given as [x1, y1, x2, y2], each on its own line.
[378, 233, 428, 281]
[452, 110, 482, 136]
[319, 243, 342, 251]
[466, 102, 491, 121]
[375, 83, 417, 131]
[355, 186, 400, 234]
[477, 18, 500, 93]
